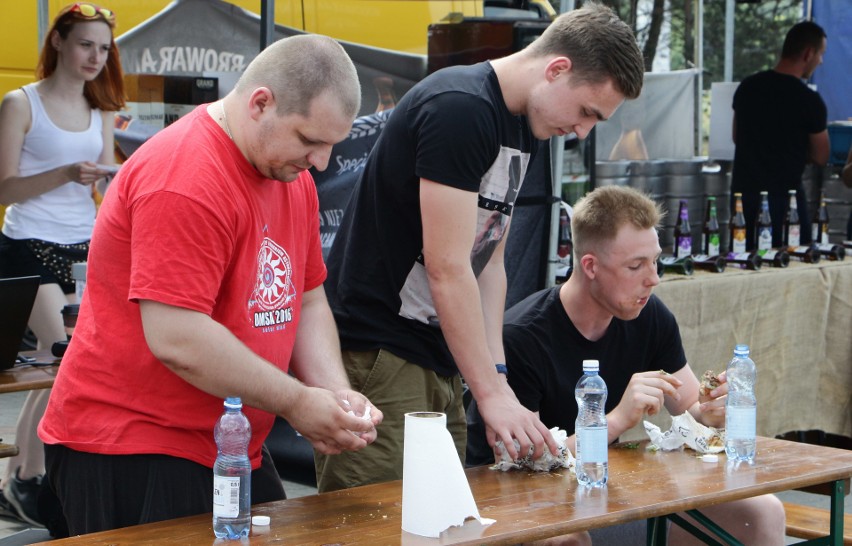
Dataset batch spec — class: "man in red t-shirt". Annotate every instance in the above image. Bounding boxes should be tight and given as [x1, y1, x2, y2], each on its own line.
[39, 35, 382, 535]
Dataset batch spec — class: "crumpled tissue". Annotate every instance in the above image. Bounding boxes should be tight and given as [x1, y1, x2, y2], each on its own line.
[644, 412, 725, 453]
[492, 427, 575, 472]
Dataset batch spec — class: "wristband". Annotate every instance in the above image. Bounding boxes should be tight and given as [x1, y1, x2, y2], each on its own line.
[495, 363, 508, 376]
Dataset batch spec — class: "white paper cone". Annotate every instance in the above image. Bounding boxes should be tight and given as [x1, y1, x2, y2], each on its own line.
[401, 411, 492, 537]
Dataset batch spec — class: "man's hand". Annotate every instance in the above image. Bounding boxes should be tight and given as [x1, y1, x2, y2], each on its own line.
[696, 370, 727, 428]
[285, 386, 382, 455]
[478, 388, 558, 461]
[335, 389, 383, 445]
[609, 371, 683, 433]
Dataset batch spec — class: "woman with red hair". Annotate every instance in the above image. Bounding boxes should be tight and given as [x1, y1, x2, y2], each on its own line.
[0, 3, 124, 531]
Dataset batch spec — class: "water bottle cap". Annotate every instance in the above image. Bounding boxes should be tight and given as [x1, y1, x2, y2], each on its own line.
[252, 515, 270, 526]
[224, 397, 242, 409]
[733, 344, 750, 357]
[582, 359, 599, 372]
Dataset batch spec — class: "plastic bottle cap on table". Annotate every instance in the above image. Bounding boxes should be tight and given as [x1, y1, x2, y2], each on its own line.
[252, 515, 271, 526]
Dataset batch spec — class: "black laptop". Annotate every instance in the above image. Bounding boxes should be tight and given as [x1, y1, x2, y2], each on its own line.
[0, 275, 40, 371]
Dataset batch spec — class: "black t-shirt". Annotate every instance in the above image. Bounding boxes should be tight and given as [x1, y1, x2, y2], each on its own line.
[326, 61, 540, 376]
[732, 70, 827, 194]
[504, 287, 687, 433]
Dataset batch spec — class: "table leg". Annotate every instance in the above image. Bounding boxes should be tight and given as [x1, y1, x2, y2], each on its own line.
[829, 478, 845, 546]
[647, 510, 745, 546]
[646, 516, 667, 546]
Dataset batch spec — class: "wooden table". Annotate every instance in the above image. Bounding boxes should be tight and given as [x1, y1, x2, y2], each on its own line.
[40, 437, 852, 545]
[0, 350, 58, 457]
[0, 351, 59, 394]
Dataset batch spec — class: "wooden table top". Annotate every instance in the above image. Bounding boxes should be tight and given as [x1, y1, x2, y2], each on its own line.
[42, 436, 852, 545]
[0, 351, 59, 394]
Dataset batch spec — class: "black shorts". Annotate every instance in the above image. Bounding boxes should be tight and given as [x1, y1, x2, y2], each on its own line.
[0, 233, 75, 294]
[45, 443, 286, 535]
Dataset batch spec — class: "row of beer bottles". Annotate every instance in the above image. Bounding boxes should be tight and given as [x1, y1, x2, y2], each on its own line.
[673, 190, 843, 263]
[729, 190, 829, 251]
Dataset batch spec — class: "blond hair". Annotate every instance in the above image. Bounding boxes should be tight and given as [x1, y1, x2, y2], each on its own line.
[571, 185, 663, 259]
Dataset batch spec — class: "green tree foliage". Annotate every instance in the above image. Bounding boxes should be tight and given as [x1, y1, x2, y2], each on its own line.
[696, 0, 801, 87]
[561, 0, 802, 89]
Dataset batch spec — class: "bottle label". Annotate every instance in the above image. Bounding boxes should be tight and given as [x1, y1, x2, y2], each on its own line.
[726, 406, 756, 440]
[757, 228, 772, 251]
[732, 228, 746, 253]
[213, 475, 241, 517]
[576, 426, 608, 463]
[707, 234, 720, 257]
[761, 250, 778, 260]
[787, 225, 800, 248]
[676, 236, 692, 258]
[728, 252, 751, 261]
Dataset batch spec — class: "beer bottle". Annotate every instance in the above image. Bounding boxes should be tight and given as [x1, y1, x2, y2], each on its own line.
[692, 253, 727, 273]
[726, 251, 762, 270]
[755, 191, 772, 254]
[701, 196, 721, 257]
[788, 245, 821, 264]
[557, 206, 571, 259]
[674, 200, 692, 259]
[812, 190, 830, 245]
[782, 189, 800, 249]
[813, 243, 846, 261]
[730, 193, 747, 254]
[659, 255, 694, 276]
[759, 248, 790, 268]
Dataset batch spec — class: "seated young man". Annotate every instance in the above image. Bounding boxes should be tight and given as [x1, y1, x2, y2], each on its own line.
[469, 186, 785, 546]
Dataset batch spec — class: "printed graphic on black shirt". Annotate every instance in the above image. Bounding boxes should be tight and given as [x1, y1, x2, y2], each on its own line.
[398, 147, 529, 326]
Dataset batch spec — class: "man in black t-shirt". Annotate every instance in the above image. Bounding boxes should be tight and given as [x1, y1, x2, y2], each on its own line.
[472, 186, 786, 545]
[732, 21, 829, 249]
[317, 3, 646, 494]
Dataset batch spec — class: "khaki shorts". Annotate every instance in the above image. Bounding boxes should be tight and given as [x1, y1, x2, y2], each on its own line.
[314, 348, 466, 493]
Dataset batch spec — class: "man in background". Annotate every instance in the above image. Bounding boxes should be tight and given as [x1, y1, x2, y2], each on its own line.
[732, 20, 829, 250]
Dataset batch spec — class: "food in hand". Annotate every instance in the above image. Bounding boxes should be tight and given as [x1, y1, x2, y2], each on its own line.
[699, 370, 721, 396]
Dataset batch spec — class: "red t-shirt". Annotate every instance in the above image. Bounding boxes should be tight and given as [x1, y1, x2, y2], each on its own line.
[39, 106, 326, 468]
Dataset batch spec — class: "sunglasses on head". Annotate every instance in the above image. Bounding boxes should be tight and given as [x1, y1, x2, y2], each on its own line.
[69, 2, 115, 23]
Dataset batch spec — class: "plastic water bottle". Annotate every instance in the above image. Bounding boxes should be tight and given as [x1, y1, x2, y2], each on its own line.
[213, 397, 252, 538]
[575, 360, 608, 487]
[725, 345, 757, 462]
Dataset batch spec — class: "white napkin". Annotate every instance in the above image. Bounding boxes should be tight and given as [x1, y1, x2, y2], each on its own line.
[644, 412, 725, 453]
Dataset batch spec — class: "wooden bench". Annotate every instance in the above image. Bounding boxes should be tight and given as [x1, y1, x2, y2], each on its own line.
[783, 502, 852, 545]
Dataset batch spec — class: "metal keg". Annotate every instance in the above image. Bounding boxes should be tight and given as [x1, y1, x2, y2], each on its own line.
[594, 161, 631, 186]
[628, 160, 666, 200]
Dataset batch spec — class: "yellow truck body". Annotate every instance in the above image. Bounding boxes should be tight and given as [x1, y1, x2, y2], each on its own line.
[0, 1, 491, 98]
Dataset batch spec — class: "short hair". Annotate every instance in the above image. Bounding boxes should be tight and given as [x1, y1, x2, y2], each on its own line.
[526, 1, 644, 99]
[571, 185, 663, 259]
[781, 21, 826, 59]
[236, 34, 361, 120]
[37, 3, 126, 112]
